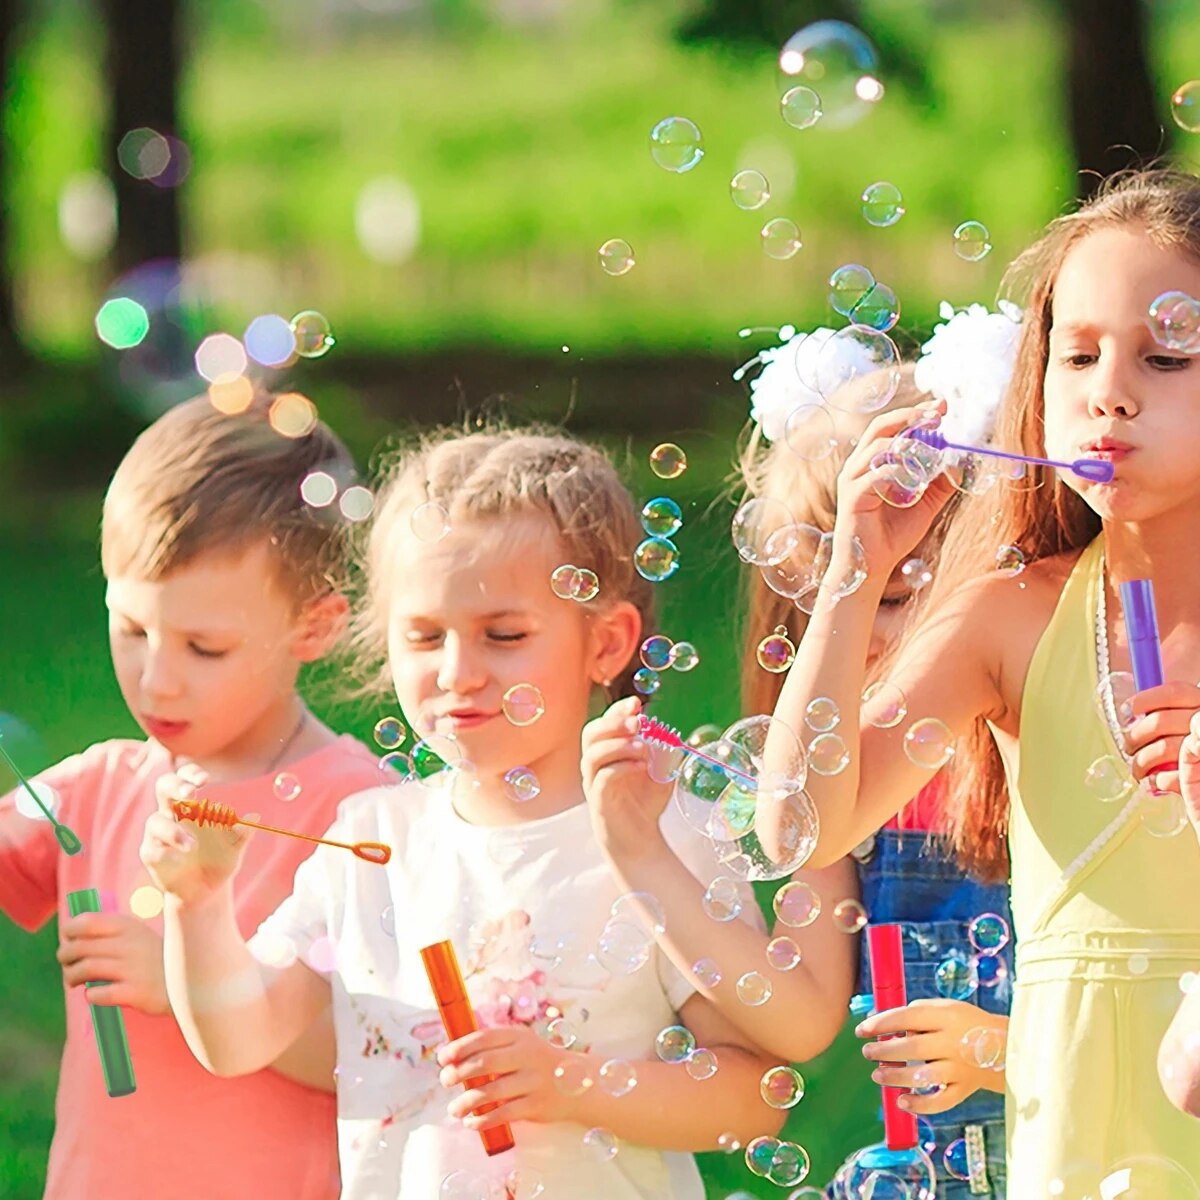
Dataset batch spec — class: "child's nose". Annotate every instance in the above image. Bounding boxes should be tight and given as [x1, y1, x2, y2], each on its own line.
[435, 636, 486, 694]
[141, 648, 184, 699]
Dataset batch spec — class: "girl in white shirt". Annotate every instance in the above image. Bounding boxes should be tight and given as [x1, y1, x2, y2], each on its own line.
[141, 427, 784, 1200]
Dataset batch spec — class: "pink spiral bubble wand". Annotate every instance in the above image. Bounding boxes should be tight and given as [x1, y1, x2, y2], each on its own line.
[637, 715, 758, 787]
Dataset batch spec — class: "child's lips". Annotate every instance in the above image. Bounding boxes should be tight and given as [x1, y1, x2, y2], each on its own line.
[143, 716, 191, 739]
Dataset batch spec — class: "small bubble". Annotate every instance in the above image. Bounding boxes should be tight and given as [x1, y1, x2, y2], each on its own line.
[828, 263, 875, 317]
[640, 635, 675, 670]
[961, 1025, 1006, 1070]
[767, 1141, 811, 1186]
[832, 898, 868, 933]
[411, 734, 462, 784]
[968, 912, 1011, 955]
[717, 1131, 742, 1154]
[597, 920, 652, 974]
[655, 1024, 696, 1063]
[702, 876, 745, 922]
[1172, 80, 1200, 131]
[807, 732, 850, 776]
[860, 180, 905, 227]
[953, 220, 992, 262]
[1084, 755, 1132, 803]
[597, 1059, 637, 1096]
[670, 641, 700, 671]
[550, 564, 580, 599]
[1146, 289, 1200, 351]
[730, 170, 771, 212]
[692, 958, 722, 987]
[766, 935, 802, 970]
[736, 971, 773, 1006]
[572, 568, 600, 601]
[745, 1135, 780, 1177]
[634, 536, 680, 582]
[598, 238, 635, 276]
[505, 1168, 545, 1200]
[410, 500, 451, 543]
[902, 717, 955, 769]
[649, 442, 688, 479]
[935, 951, 978, 999]
[545, 1016, 577, 1049]
[760, 1064, 806, 1108]
[300, 471, 338, 508]
[583, 1127, 618, 1161]
[290, 310, 335, 358]
[862, 681, 908, 728]
[773, 880, 821, 928]
[649, 116, 704, 172]
[900, 557, 933, 591]
[503, 765, 541, 803]
[805, 696, 840, 732]
[761, 217, 803, 260]
[374, 717, 406, 749]
[686, 1047, 719, 1080]
[273, 772, 301, 802]
[780, 85, 822, 129]
[995, 544, 1026, 577]
[641, 496, 683, 538]
[339, 486, 374, 523]
[610, 889, 667, 936]
[633, 667, 661, 696]
[756, 628, 796, 673]
[502, 683, 545, 726]
[379, 751, 411, 779]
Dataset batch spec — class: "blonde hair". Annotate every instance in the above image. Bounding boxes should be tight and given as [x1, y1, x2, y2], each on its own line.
[353, 424, 656, 699]
[918, 167, 1200, 881]
[738, 363, 962, 717]
[102, 392, 356, 605]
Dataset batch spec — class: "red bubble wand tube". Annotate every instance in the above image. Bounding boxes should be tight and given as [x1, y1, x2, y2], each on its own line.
[171, 798, 391, 864]
[867, 922, 918, 1151]
[637, 715, 758, 787]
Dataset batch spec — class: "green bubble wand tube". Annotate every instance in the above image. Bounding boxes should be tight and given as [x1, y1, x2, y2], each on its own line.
[67, 888, 137, 1097]
[0, 736, 82, 854]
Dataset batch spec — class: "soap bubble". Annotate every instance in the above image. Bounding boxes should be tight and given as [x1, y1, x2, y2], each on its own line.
[758, 522, 825, 602]
[862, 681, 908, 728]
[861, 181, 905, 227]
[968, 912, 1010, 955]
[805, 697, 840, 733]
[379, 751, 411, 779]
[544, 1016, 578, 1050]
[634, 537, 680, 582]
[780, 85, 822, 129]
[808, 733, 850, 776]
[273, 772, 301, 802]
[649, 116, 704, 172]
[374, 717, 406, 749]
[692, 958, 723, 988]
[731, 496, 796, 566]
[655, 1024, 695, 1064]
[766, 935, 802, 970]
[290, 310, 335, 358]
[768, 1141, 812, 1186]
[774, 880, 821, 928]
[1096, 670, 1136, 728]
[935, 951, 978, 1000]
[703, 876, 746, 922]
[550, 564, 580, 599]
[815, 327, 901, 410]
[842, 1143, 937, 1199]
[1172, 81, 1200, 132]
[829, 263, 876, 317]
[946, 451, 1002, 497]
[724, 713, 808, 789]
[718, 1132, 743, 1154]
[730, 169, 771, 210]
[849, 282, 901, 333]
[783, 404, 839, 462]
[650, 443, 687, 479]
[1141, 789, 1189, 839]
[995, 544, 1026, 577]
[1146, 290, 1200, 352]
[502, 684, 545, 726]
[943, 1138, 971, 1182]
[833, 898, 868, 933]
[503, 766, 540, 803]
[685, 1048, 719, 1080]
[582, 1127, 618, 1161]
[761, 1065, 807, 1108]
[611, 890, 666, 937]
[597, 919, 652, 974]
[504, 1169, 546, 1200]
[737, 971, 773, 1005]
[411, 500, 451, 543]
[671, 641, 700, 671]
[597, 1059, 637, 1097]
[687, 723, 722, 746]
[757, 628, 796, 673]
[411, 733, 463, 785]
[1100, 1153, 1200, 1198]
[761, 218, 803, 260]
[641, 496, 683, 538]
[633, 668, 660, 696]
[598, 238, 635, 276]
[572, 569, 600, 601]
[640, 635, 675, 671]
[902, 718, 955, 770]
[746, 1136, 781, 1177]
[952, 221, 992, 262]
[1084, 755, 1132, 803]
[778, 21, 882, 128]
[961, 1025, 1006, 1070]
[901, 557, 933, 592]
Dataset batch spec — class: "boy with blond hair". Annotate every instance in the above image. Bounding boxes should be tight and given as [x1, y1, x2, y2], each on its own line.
[0, 392, 383, 1199]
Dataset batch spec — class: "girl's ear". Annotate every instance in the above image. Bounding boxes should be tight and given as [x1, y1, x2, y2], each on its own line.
[291, 592, 350, 663]
[588, 600, 642, 687]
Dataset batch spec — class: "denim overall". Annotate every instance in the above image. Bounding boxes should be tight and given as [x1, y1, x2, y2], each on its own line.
[828, 828, 1013, 1197]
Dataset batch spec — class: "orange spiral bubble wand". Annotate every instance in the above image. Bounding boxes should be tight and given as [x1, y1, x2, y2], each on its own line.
[171, 797, 391, 865]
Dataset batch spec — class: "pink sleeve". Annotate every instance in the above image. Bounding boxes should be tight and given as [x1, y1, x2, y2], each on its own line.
[0, 752, 89, 932]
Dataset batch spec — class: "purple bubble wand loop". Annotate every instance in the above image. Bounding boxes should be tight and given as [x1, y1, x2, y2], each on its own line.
[0, 736, 83, 855]
[904, 426, 1116, 484]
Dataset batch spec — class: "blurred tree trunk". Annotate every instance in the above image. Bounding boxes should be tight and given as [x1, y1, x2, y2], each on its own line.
[1062, 0, 1163, 196]
[0, 0, 29, 368]
[99, 0, 184, 272]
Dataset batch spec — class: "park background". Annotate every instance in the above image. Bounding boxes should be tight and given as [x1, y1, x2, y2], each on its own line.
[1, 0, 1199, 1195]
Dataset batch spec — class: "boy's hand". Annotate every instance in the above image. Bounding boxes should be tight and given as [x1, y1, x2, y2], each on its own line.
[58, 912, 170, 1015]
[437, 1025, 582, 1129]
[1179, 710, 1200, 844]
[857, 998, 1007, 1115]
[581, 696, 673, 863]
[139, 773, 250, 908]
[1123, 682, 1200, 794]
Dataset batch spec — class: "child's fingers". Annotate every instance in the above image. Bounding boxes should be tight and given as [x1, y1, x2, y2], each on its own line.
[842, 403, 944, 475]
[897, 1080, 971, 1115]
[142, 811, 196, 856]
[1127, 682, 1200, 720]
[84, 981, 139, 1008]
[439, 1043, 522, 1088]
[446, 1071, 526, 1120]
[1129, 737, 1182, 782]
[861, 1032, 943, 1063]
[1125, 707, 1193, 753]
[153, 772, 197, 816]
[435, 1027, 510, 1066]
[59, 956, 124, 987]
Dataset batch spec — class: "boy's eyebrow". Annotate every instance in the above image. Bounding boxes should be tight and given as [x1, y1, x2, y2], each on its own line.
[106, 607, 243, 640]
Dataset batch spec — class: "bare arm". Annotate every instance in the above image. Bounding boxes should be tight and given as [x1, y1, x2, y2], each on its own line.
[268, 1005, 338, 1092]
[1160, 974, 1200, 1117]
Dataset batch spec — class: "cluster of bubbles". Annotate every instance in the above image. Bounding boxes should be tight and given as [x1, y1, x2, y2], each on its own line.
[1146, 289, 1200, 354]
[550, 563, 601, 602]
[636, 634, 700, 696]
[744, 1133, 812, 1186]
[869, 413, 1002, 509]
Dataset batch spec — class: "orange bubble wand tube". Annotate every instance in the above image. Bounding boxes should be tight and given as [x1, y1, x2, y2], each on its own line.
[420, 939, 515, 1156]
[170, 798, 391, 865]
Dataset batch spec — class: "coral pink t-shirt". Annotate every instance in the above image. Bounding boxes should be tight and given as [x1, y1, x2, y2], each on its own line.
[0, 735, 384, 1200]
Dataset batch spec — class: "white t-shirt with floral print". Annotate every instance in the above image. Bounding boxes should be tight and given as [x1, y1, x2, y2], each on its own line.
[251, 780, 762, 1200]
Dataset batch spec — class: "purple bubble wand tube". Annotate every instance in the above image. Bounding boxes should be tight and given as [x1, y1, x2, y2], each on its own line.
[905, 427, 1115, 484]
